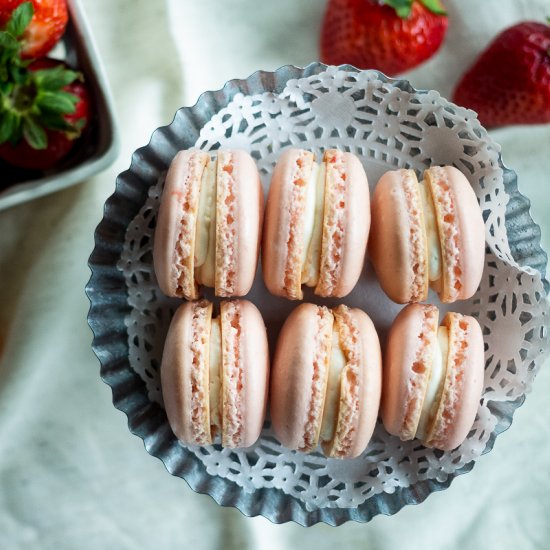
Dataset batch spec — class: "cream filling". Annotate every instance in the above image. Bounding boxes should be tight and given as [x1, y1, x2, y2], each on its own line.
[416, 326, 449, 440]
[301, 162, 326, 287]
[208, 317, 222, 437]
[319, 327, 346, 444]
[419, 180, 442, 282]
[194, 158, 217, 285]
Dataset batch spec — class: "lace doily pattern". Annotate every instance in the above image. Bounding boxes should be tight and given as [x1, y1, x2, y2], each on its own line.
[115, 67, 548, 514]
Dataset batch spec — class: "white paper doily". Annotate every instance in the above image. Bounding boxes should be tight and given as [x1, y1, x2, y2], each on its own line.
[117, 67, 548, 512]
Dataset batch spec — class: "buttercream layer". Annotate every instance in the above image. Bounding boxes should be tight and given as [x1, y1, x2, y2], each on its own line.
[319, 325, 346, 445]
[302, 162, 326, 287]
[415, 325, 449, 441]
[195, 157, 217, 286]
[418, 178, 442, 283]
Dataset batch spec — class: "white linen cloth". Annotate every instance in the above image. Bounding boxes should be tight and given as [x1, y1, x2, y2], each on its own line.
[1, 0, 549, 547]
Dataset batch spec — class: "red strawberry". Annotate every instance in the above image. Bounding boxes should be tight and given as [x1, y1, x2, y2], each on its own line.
[0, 0, 67, 59]
[0, 4, 89, 170]
[320, 0, 448, 76]
[0, 58, 90, 169]
[453, 21, 550, 128]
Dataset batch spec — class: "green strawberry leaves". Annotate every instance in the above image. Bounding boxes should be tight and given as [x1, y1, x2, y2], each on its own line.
[0, 2, 34, 59]
[6, 2, 34, 38]
[0, 67, 82, 146]
[382, 0, 446, 18]
[0, 31, 19, 49]
[37, 89, 79, 115]
[0, 110, 18, 143]
[22, 116, 47, 149]
[33, 66, 80, 91]
[0, 2, 85, 150]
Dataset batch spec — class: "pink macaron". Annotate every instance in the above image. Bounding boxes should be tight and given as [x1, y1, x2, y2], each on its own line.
[381, 303, 484, 451]
[161, 299, 269, 448]
[369, 166, 485, 304]
[270, 303, 381, 458]
[154, 149, 263, 300]
[262, 148, 370, 300]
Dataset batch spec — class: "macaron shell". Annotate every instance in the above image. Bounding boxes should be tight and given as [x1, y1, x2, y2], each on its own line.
[270, 303, 333, 451]
[369, 169, 429, 304]
[381, 303, 440, 441]
[323, 306, 382, 458]
[215, 150, 263, 297]
[160, 300, 213, 445]
[153, 149, 208, 300]
[425, 166, 485, 303]
[425, 312, 484, 450]
[316, 151, 370, 298]
[262, 148, 315, 300]
[226, 299, 270, 447]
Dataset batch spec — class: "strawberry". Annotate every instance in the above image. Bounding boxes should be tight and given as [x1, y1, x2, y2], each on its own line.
[0, 58, 90, 169]
[453, 21, 550, 128]
[0, 0, 67, 59]
[0, 5, 90, 170]
[320, 0, 448, 76]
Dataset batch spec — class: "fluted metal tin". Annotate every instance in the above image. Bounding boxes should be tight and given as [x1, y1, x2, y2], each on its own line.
[86, 63, 548, 526]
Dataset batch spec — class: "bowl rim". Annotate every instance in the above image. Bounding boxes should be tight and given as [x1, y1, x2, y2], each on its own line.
[85, 62, 548, 526]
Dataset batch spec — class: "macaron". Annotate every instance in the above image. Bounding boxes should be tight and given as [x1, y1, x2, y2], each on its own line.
[270, 303, 382, 458]
[161, 299, 269, 448]
[381, 303, 484, 450]
[154, 149, 263, 300]
[369, 166, 485, 304]
[262, 148, 370, 300]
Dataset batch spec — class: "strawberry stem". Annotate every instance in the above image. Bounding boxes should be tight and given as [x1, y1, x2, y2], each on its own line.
[12, 83, 36, 112]
[381, 0, 447, 18]
[381, 0, 413, 18]
[419, 0, 447, 15]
